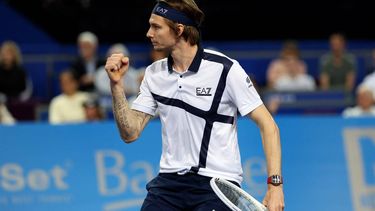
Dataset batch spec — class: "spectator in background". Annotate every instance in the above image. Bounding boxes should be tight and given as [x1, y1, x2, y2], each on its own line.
[49, 70, 90, 124]
[83, 97, 105, 122]
[95, 43, 140, 98]
[71, 31, 105, 92]
[342, 85, 375, 117]
[358, 70, 375, 100]
[364, 48, 375, 76]
[0, 93, 16, 125]
[319, 33, 357, 92]
[0, 40, 27, 101]
[137, 47, 169, 76]
[95, 43, 143, 113]
[266, 40, 316, 91]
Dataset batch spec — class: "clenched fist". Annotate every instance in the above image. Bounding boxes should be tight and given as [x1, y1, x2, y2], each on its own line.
[105, 53, 130, 84]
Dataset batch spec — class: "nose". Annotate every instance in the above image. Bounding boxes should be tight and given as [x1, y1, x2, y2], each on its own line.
[146, 28, 153, 39]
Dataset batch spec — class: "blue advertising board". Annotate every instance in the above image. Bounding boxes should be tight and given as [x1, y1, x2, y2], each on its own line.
[0, 116, 374, 211]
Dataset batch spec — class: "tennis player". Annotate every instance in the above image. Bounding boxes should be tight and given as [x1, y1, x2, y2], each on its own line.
[105, 0, 284, 210]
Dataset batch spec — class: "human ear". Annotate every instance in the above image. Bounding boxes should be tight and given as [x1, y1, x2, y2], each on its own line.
[176, 24, 184, 36]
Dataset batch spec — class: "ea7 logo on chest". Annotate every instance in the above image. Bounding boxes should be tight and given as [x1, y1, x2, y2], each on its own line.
[196, 87, 212, 96]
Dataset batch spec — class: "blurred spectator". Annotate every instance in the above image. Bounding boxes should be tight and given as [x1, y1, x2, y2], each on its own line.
[130, 48, 168, 107]
[70, 31, 105, 92]
[49, 70, 90, 124]
[149, 48, 169, 63]
[364, 48, 375, 75]
[0, 93, 16, 125]
[83, 97, 105, 122]
[95, 43, 140, 98]
[358, 71, 375, 99]
[0, 40, 28, 101]
[137, 47, 168, 79]
[95, 43, 144, 115]
[138, 48, 168, 78]
[266, 40, 316, 91]
[319, 33, 357, 92]
[342, 85, 375, 117]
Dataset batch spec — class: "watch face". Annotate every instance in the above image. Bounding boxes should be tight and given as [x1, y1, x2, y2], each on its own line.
[268, 175, 283, 185]
[272, 176, 281, 184]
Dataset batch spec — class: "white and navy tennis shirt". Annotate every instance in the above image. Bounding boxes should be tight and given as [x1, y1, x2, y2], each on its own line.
[131, 47, 263, 184]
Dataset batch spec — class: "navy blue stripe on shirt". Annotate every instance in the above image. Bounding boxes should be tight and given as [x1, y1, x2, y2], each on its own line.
[151, 51, 234, 173]
[204, 52, 233, 113]
[151, 93, 234, 124]
[197, 52, 233, 170]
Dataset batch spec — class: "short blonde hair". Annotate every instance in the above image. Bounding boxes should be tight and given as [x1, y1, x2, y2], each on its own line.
[0, 40, 23, 66]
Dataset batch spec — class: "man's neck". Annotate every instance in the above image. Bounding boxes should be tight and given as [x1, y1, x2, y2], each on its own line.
[170, 42, 198, 73]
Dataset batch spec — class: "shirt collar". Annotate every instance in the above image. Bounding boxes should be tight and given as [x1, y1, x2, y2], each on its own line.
[167, 46, 203, 73]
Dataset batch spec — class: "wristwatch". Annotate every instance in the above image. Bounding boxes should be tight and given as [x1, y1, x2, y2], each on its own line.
[267, 175, 283, 186]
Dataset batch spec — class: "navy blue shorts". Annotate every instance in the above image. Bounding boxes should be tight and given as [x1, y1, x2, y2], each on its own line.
[141, 172, 239, 211]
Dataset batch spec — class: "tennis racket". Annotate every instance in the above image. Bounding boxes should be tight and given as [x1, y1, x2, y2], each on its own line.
[210, 177, 268, 211]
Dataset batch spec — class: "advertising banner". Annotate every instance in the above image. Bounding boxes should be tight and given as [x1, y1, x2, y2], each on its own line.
[0, 116, 374, 211]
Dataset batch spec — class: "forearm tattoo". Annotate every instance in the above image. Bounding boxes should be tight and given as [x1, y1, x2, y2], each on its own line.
[112, 90, 137, 139]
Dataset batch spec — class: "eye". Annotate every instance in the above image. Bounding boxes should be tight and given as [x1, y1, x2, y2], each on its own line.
[150, 23, 161, 31]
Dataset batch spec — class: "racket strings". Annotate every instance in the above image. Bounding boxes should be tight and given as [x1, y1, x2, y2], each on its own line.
[217, 181, 241, 205]
[216, 180, 263, 211]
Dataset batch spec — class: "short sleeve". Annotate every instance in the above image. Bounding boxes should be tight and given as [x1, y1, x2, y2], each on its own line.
[226, 61, 263, 116]
[131, 68, 157, 116]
